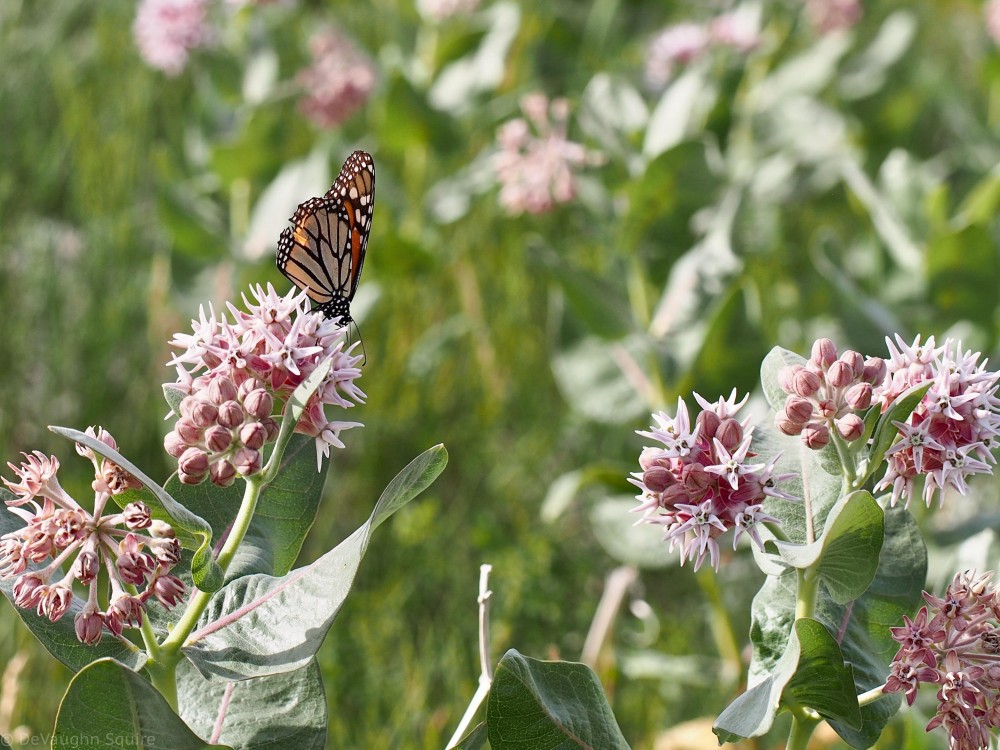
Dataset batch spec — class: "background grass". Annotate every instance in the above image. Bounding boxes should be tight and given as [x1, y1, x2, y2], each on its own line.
[2, 1, 999, 748]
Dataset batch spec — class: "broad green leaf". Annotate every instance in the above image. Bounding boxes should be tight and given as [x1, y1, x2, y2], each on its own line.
[53, 659, 230, 750]
[181, 445, 448, 679]
[49, 425, 223, 592]
[772, 491, 884, 605]
[0, 489, 146, 673]
[486, 650, 630, 750]
[550, 334, 648, 425]
[747, 506, 924, 748]
[590, 497, 674, 569]
[454, 723, 488, 750]
[927, 223, 1000, 327]
[759, 346, 805, 412]
[177, 658, 326, 750]
[714, 618, 859, 742]
[643, 66, 716, 159]
[542, 255, 632, 340]
[865, 382, 932, 481]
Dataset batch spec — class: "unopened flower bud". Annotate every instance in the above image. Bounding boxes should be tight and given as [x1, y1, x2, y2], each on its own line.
[661, 483, 693, 506]
[817, 398, 838, 419]
[239, 421, 267, 450]
[638, 447, 667, 471]
[204, 425, 233, 453]
[775, 410, 804, 436]
[175, 417, 202, 445]
[243, 389, 273, 420]
[149, 520, 175, 539]
[74, 607, 104, 645]
[784, 396, 814, 424]
[217, 401, 245, 429]
[841, 350, 864, 378]
[189, 399, 219, 429]
[845, 382, 873, 411]
[123, 502, 152, 530]
[642, 466, 675, 493]
[827, 361, 854, 388]
[697, 410, 722, 441]
[232, 447, 262, 477]
[208, 377, 238, 405]
[262, 417, 279, 442]
[793, 369, 822, 397]
[164, 430, 188, 458]
[862, 357, 887, 386]
[179, 448, 209, 477]
[835, 414, 864, 442]
[73, 549, 100, 584]
[778, 365, 801, 395]
[802, 423, 830, 450]
[179, 395, 199, 419]
[682, 463, 712, 492]
[716, 418, 743, 452]
[210, 460, 237, 487]
[810, 338, 838, 370]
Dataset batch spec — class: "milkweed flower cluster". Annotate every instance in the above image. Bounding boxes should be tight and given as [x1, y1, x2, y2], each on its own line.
[296, 28, 377, 130]
[645, 7, 761, 88]
[132, 0, 214, 77]
[629, 391, 796, 572]
[166, 283, 365, 475]
[417, 0, 480, 21]
[805, 0, 863, 35]
[885, 570, 1000, 750]
[494, 93, 602, 216]
[0, 432, 184, 645]
[873, 335, 1000, 509]
[775, 338, 886, 449]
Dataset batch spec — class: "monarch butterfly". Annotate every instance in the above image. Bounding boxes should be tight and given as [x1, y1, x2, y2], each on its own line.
[276, 150, 375, 325]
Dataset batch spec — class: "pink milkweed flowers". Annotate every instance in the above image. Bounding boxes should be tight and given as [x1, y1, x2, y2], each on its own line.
[132, 0, 214, 76]
[296, 28, 377, 129]
[1, 430, 185, 645]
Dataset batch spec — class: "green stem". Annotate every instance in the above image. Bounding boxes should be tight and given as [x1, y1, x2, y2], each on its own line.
[786, 711, 820, 750]
[695, 566, 743, 687]
[858, 684, 885, 707]
[158, 475, 263, 660]
[145, 659, 178, 711]
[829, 427, 857, 489]
[796, 567, 819, 621]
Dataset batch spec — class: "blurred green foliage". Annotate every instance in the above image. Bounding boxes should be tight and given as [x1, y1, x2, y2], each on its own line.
[1, 0, 999, 748]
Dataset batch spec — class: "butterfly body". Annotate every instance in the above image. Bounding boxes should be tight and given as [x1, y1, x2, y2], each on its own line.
[276, 150, 375, 324]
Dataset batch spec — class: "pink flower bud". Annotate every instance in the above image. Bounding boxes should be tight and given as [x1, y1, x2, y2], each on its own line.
[204, 425, 233, 453]
[638, 447, 668, 471]
[862, 357, 887, 386]
[682, 464, 712, 492]
[210, 460, 237, 487]
[777, 365, 801, 394]
[149, 520, 176, 539]
[802, 423, 830, 450]
[163, 430, 188, 458]
[243, 388, 273, 420]
[232, 447, 262, 477]
[217, 401, 245, 429]
[697, 409, 722, 440]
[262, 417, 279, 442]
[827, 361, 854, 388]
[149, 574, 186, 609]
[189, 399, 219, 429]
[642, 466, 675, 493]
[74, 607, 104, 645]
[784, 396, 814, 424]
[39, 585, 72, 622]
[179, 447, 209, 477]
[239, 421, 267, 450]
[208, 377, 239, 405]
[817, 398, 838, 418]
[175, 417, 202, 445]
[793, 369, 822, 397]
[123, 501, 152, 530]
[12, 574, 45, 608]
[775, 410, 804, 436]
[179, 395, 199, 418]
[835, 414, 864, 442]
[845, 382, 873, 411]
[73, 549, 100, 584]
[841, 350, 864, 378]
[661, 483, 693, 507]
[810, 338, 838, 370]
[716, 418, 743, 452]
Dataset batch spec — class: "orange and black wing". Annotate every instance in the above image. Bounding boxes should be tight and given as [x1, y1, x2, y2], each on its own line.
[276, 150, 375, 322]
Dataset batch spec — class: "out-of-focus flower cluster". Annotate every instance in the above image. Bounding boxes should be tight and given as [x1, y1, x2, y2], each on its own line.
[494, 93, 602, 216]
[296, 28, 377, 130]
[775, 338, 886, 449]
[988, 0, 1000, 45]
[873, 335, 1000, 509]
[645, 7, 761, 88]
[417, 0, 480, 21]
[0, 431, 185, 645]
[629, 391, 795, 572]
[166, 283, 365, 478]
[885, 570, 1000, 750]
[132, 0, 215, 77]
[805, 0, 863, 35]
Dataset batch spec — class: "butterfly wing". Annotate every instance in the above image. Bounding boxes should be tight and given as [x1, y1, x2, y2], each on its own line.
[276, 150, 375, 322]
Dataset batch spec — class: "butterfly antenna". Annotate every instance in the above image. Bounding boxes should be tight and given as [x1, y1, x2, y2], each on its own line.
[353, 320, 367, 366]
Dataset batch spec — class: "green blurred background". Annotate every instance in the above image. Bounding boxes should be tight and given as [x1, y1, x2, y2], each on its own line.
[1, 0, 999, 747]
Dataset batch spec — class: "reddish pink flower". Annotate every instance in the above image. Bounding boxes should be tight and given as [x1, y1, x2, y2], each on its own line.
[132, 0, 214, 76]
[297, 28, 376, 129]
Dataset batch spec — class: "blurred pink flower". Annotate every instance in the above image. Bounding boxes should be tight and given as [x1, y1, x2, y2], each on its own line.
[645, 22, 711, 88]
[805, 0, 862, 35]
[417, 0, 480, 21]
[297, 28, 377, 130]
[987, 0, 1000, 44]
[494, 94, 600, 216]
[709, 8, 761, 53]
[132, 0, 214, 76]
